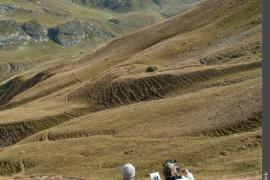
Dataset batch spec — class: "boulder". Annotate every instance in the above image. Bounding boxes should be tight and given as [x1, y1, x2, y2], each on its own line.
[21, 20, 48, 41]
[0, 19, 30, 50]
[48, 20, 86, 46]
[48, 20, 114, 46]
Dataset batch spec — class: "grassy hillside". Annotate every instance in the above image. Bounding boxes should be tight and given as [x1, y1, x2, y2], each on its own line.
[0, 0, 114, 83]
[1, 0, 182, 82]
[0, 0, 262, 179]
[0, 0, 114, 27]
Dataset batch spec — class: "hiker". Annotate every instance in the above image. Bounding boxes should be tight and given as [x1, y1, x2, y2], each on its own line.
[122, 163, 136, 180]
[162, 160, 195, 180]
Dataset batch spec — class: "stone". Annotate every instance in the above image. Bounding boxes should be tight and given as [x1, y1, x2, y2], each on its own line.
[48, 20, 87, 46]
[0, 19, 30, 50]
[48, 20, 114, 46]
[21, 20, 48, 41]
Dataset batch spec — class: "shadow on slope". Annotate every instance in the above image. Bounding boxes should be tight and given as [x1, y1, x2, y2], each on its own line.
[0, 72, 54, 110]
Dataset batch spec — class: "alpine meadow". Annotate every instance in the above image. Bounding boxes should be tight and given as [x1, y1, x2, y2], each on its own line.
[0, 0, 262, 179]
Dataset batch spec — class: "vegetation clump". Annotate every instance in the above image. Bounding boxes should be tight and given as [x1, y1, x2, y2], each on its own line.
[146, 66, 158, 72]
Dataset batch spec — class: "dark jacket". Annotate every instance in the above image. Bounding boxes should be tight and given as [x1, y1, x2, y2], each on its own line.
[165, 176, 182, 180]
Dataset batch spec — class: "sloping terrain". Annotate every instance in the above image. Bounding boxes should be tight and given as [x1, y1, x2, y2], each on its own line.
[2, 0, 198, 83]
[0, 0, 116, 83]
[0, 0, 262, 179]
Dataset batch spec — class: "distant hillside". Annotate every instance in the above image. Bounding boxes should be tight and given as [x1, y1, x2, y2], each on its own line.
[67, 0, 158, 10]
[67, 0, 201, 16]
[0, 0, 200, 83]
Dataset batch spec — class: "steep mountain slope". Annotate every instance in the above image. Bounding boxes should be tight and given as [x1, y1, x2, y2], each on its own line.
[0, 0, 116, 84]
[0, 0, 262, 179]
[2, 0, 195, 83]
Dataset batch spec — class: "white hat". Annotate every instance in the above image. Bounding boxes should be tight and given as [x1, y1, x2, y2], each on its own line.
[122, 164, 136, 178]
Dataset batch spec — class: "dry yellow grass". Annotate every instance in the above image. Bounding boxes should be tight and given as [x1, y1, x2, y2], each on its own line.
[0, 0, 262, 179]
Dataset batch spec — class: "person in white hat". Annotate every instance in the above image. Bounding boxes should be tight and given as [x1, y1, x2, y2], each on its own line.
[121, 163, 136, 180]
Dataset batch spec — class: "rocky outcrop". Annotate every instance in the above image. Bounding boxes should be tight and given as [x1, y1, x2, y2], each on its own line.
[0, 4, 31, 14]
[68, 0, 134, 10]
[0, 63, 26, 73]
[48, 20, 114, 46]
[0, 19, 114, 49]
[0, 4, 18, 13]
[21, 20, 48, 41]
[0, 20, 30, 50]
